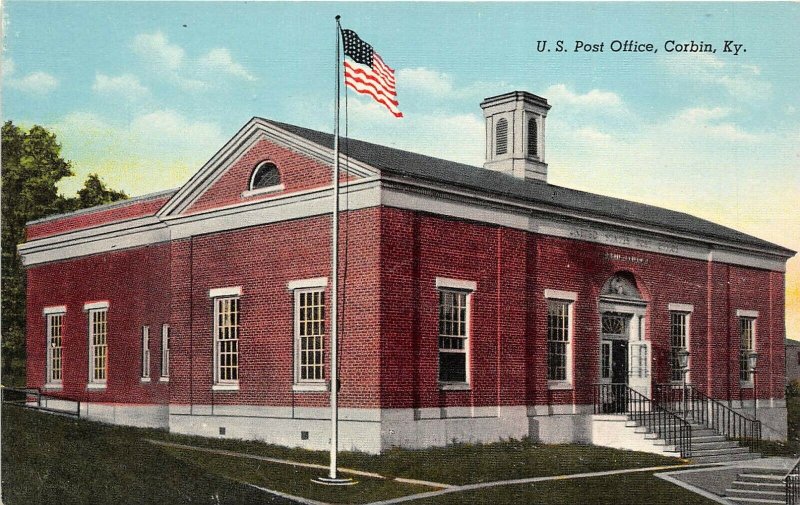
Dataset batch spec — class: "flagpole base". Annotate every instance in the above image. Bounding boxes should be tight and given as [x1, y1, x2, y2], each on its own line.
[311, 476, 358, 486]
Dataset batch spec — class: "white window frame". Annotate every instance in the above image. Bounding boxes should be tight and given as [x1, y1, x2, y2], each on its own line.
[84, 302, 109, 389]
[242, 161, 285, 198]
[544, 290, 577, 390]
[668, 303, 694, 384]
[141, 325, 151, 381]
[212, 296, 239, 391]
[437, 277, 475, 390]
[157, 324, 170, 381]
[44, 306, 66, 389]
[737, 309, 758, 388]
[292, 279, 328, 392]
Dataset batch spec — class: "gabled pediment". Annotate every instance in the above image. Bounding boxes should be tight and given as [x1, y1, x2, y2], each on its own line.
[157, 118, 380, 217]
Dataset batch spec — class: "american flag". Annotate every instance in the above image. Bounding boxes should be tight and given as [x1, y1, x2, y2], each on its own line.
[341, 29, 402, 118]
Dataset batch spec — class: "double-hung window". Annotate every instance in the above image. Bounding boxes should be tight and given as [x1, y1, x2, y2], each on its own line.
[738, 310, 758, 386]
[289, 278, 328, 391]
[210, 287, 240, 390]
[44, 306, 66, 387]
[160, 324, 170, 380]
[436, 278, 475, 388]
[85, 302, 109, 387]
[141, 326, 151, 380]
[668, 304, 693, 383]
[544, 289, 577, 388]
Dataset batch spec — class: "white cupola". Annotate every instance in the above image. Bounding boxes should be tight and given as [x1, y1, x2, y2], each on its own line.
[480, 91, 550, 182]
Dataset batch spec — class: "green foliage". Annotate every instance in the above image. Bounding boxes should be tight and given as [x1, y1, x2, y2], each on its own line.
[1, 121, 128, 379]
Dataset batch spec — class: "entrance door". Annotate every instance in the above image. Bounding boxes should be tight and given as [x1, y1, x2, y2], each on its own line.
[627, 314, 651, 399]
[599, 313, 631, 413]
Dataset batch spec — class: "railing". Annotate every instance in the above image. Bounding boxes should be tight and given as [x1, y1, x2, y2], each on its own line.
[594, 383, 692, 458]
[1, 385, 81, 417]
[654, 383, 761, 453]
[786, 456, 800, 505]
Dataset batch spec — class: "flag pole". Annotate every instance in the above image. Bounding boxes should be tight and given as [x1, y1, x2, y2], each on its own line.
[312, 14, 353, 486]
[330, 13, 341, 481]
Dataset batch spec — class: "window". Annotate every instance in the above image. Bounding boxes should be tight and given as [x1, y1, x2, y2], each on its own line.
[600, 341, 611, 379]
[547, 301, 572, 382]
[739, 317, 756, 383]
[45, 309, 65, 385]
[544, 290, 576, 387]
[670, 312, 689, 382]
[213, 299, 239, 385]
[249, 161, 281, 191]
[295, 289, 325, 383]
[141, 326, 151, 380]
[495, 118, 508, 155]
[438, 289, 470, 384]
[88, 308, 108, 384]
[161, 324, 170, 379]
[528, 117, 538, 157]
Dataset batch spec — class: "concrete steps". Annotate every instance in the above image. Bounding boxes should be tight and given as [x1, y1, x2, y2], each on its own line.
[624, 413, 762, 464]
[723, 470, 786, 504]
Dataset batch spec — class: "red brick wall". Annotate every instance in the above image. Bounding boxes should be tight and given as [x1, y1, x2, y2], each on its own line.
[26, 244, 171, 404]
[379, 207, 786, 409]
[26, 195, 172, 240]
[185, 139, 354, 215]
[168, 208, 381, 408]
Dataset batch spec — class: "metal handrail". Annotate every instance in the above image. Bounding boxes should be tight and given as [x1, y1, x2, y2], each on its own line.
[786, 456, 800, 505]
[654, 383, 761, 453]
[0, 385, 81, 417]
[594, 383, 692, 458]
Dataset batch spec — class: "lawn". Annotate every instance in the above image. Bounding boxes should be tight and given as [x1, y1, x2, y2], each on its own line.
[146, 429, 685, 486]
[3, 404, 698, 505]
[0, 405, 292, 505]
[412, 472, 719, 505]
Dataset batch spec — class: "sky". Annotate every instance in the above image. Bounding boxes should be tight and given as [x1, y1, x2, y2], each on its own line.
[3, 2, 799, 336]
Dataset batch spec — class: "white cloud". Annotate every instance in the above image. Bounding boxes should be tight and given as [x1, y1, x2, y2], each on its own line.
[199, 48, 256, 81]
[5, 60, 59, 95]
[663, 53, 771, 100]
[132, 32, 184, 72]
[670, 106, 757, 142]
[131, 31, 254, 91]
[397, 67, 454, 96]
[50, 109, 225, 197]
[92, 73, 149, 101]
[542, 84, 625, 110]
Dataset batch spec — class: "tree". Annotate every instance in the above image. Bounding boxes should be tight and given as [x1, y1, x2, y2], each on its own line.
[1, 121, 128, 382]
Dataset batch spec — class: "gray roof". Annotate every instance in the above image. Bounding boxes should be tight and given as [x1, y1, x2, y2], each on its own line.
[262, 119, 794, 257]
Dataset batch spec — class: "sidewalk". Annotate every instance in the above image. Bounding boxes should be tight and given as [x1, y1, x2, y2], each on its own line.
[655, 457, 795, 504]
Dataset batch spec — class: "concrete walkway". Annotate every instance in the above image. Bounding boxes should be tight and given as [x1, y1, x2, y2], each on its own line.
[655, 457, 795, 505]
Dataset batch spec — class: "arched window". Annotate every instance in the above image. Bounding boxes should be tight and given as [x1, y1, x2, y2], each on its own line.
[495, 118, 508, 155]
[528, 118, 538, 157]
[249, 161, 281, 191]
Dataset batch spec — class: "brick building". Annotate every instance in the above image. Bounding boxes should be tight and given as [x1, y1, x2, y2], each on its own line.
[21, 92, 795, 453]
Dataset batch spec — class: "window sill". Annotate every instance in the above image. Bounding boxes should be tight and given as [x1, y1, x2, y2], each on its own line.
[292, 382, 329, 393]
[740, 381, 754, 389]
[212, 383, 239, 392]
[159, 377, 169, 383]
[241, 184, 285, 199]
[548, 381, 573, 390]
[439, 382, 471, 391]
[140, 377, 151, 383]
[43, 383, 62, 391]
[86, 383, 107, 390]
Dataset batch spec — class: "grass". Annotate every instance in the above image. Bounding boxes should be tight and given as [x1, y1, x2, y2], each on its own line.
[411, 472, 719, 505]
[164, 446, 429, 504]
[3, 405, 698, 505]
[144, 430, 685, 486]
[1, 405, 292, 505]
